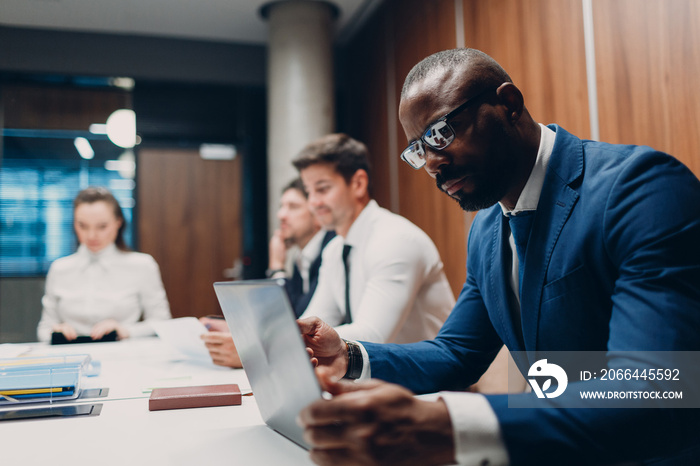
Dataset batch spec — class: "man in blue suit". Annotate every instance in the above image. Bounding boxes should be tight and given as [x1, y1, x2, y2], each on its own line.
[297, 48, 700, 465]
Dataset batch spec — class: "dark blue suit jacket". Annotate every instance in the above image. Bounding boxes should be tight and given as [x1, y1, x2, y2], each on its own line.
[362, 126, 700, 464]
[285, 230, 335, 318]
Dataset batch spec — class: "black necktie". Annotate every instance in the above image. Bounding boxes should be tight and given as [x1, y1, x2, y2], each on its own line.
[507, 211, 535, 295]
[342, 244, 353, 324]
[287, 264, 305, 318]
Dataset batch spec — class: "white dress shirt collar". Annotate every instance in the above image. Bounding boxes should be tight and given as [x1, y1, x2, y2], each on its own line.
[299, 229, 327, 266]
[76, 243, 120, 270]
[344, 199, 379, 248]
[499, 123, 556, 216]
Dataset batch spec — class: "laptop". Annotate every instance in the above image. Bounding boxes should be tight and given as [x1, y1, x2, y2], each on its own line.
[213, 279, 322, 449]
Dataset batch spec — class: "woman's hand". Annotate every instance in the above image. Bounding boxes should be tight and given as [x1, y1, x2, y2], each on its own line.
[52, 323, 78, 341]
[91, 319, 129, 340]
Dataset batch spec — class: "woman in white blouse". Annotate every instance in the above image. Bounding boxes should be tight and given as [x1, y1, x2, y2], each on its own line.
[37, 187, 171, 342]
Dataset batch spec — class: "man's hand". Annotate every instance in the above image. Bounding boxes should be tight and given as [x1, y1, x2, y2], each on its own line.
[269, 229, 288, 271]
[298, 317, 348, 380]
[298, 378, 456, 466]
[200, 316, 229, 333]
[199, 317, 242, 368]
[91, 319, 129, 340]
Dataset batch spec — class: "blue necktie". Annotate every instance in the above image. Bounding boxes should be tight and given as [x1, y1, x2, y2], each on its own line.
[507, 211, 535, 295]
[342, 244, 353, 324]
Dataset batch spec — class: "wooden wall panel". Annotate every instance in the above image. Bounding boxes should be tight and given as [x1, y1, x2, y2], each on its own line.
[3, 85, 129, 130]
[343, 0, 466, 296]
[138, 149, 242, 319]
[391, 0, 467, 296]
[594, 0, 700, 177]
[343, 2, 392, 209]
[462, 0, 591, 137]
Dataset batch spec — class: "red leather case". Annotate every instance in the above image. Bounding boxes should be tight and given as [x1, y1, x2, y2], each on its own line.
[148, 384, 242, 411]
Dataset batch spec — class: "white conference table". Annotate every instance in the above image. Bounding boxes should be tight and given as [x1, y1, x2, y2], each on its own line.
[0, 337, 314, 465]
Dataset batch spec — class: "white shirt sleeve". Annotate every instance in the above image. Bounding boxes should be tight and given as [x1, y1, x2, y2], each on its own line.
[125, 255, 172, 338]
[440, 392, 510, 466]
[37, 265, 60, 342]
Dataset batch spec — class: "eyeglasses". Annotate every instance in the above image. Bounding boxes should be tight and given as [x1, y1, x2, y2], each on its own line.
[400, 88, 494, 169]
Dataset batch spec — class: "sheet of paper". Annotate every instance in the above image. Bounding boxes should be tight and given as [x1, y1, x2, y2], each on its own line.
[0, 344, 31, 359]
[152, 317, 211, 361]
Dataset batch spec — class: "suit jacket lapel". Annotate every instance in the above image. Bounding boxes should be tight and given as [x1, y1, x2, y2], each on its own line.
[520, 125, 583, 351]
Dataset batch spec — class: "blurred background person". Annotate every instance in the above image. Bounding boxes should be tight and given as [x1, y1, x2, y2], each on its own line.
[266, 177, 336, 316]
[37, 186, 171, 343]
[200, 178, 335, 366]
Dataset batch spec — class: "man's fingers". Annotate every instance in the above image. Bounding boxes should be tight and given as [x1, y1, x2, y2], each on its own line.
[304, 424, 351, 449]
[309, 448, 356, 466]
[316, 366, 343, 393]
[200, 332, 230, 344]
[317, 367, 383, 395]
[300, 382, 387, 426]
[297, 316, 321, 335]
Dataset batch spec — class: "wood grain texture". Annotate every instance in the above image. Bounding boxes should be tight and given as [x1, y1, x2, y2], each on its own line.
[342, 0, 466, 297]
[391, 0, 468, 296]
[461, 0, 591, 137]
[594, 0, 700, 177]
[137, 148, 242, 319]
[342, 2, 392, 209]
[3, 85, 129, 130]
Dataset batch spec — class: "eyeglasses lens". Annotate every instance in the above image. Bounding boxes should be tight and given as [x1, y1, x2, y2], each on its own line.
[423, 120, 454, 150]
[400, 142, 425, 169]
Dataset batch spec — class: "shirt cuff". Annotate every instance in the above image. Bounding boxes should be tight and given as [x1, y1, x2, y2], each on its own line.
[439, 391, 510, 466]
[356, 341, 371, 380]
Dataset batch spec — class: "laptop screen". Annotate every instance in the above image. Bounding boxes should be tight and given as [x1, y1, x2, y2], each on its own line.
[213, 279, 322, 449]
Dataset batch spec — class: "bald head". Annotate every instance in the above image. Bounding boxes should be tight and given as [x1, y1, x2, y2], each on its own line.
[401, 48, 512, 100]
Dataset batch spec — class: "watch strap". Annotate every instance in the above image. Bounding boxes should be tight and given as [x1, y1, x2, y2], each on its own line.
[342, 339, 363, 380]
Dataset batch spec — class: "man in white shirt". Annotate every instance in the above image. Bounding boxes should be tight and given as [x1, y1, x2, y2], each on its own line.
[200, 178, 334, 366]
[296, 48, 700, 465]
[294, 133, 454, 344]
[265, 177, 336, 317]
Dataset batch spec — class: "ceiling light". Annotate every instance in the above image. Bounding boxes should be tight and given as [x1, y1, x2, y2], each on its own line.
[74, 137, 94, 160]
[106, 109, 137, 149]
[199, 144, 237, 160]
[89, 123, 108, 134]
[109, 77, 135, 90]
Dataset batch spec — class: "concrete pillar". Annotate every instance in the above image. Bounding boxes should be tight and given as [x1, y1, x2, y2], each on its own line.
[262, 0, 337, 232]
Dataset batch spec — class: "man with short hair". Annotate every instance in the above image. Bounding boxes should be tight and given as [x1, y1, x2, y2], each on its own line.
[200, 178, 334, 367]
[298, 49, 700, 465]
[295, 133, 455, 345]
[266, 178, 336, 317]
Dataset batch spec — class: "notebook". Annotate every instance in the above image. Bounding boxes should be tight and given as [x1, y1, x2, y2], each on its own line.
[212, 279, 322, 449]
